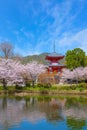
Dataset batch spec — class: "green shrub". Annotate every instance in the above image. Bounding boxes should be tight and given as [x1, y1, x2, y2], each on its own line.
[37, 83, 43, 88]
[43, 83, 52, 88]
[79, 83, 87, 89]
[0, 86, 3, 90]
[15, 85, 24, 90]
[7, 86, 15, 90]
[37, 83, 52, 88]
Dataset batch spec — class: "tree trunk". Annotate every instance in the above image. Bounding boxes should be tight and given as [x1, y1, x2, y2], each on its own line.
[32, 80, 35, 87]
[2, 79, 7, 90]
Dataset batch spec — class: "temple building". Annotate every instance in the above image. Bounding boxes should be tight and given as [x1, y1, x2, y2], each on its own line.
[38, 45, 65, 84]
[45, 45, 65, 73]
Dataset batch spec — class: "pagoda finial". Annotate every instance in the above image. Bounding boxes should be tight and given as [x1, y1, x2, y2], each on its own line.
[53, 42, 55, 52]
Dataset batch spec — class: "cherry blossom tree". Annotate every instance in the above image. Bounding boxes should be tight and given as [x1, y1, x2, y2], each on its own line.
[0, 59, 46, 89]
[62, 69, 74, 80]
[20, 65, 31, 86]
[10, 61, 25, 87]
[26, 61, 46, 87]
[0, 59, 24, 89]
[73, 67, 84, 82]
[62, 67, 87, 84]
[83, 67, 87, 81]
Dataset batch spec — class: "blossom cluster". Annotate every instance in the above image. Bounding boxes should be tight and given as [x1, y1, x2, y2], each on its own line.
[0, 59, 46, 87]
[62, 67, 87, 82]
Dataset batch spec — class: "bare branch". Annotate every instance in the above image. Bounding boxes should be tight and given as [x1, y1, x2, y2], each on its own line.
[0, 42, 14, 58]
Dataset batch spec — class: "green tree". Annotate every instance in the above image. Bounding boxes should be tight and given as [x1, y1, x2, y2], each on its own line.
[85, 56, 87, 66]
[66, 48, 86, 69]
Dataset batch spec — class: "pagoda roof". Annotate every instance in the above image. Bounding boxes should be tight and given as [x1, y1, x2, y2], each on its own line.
[47, 63, 65, 67]
[47, 52, 64, 57]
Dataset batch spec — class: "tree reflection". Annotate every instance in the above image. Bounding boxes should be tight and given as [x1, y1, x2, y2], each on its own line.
[2, 96, 7, 110]
[67, 117, 86, 130]
[0, 96, 87, 129]
[45, 98, 65, 123]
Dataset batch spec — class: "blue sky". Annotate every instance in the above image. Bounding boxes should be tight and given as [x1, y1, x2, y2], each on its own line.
[0, 0, 87, 56]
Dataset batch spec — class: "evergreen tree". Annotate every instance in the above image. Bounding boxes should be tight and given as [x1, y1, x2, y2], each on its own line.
[66, 48, 86, 69]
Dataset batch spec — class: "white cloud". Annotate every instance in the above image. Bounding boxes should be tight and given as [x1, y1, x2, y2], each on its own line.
[32, 0, 87, 55]
[33, 28, 87, 55]
[35, 0, 86, 45]
[4, 0, 87, 56]
[58, 29, 87, 54]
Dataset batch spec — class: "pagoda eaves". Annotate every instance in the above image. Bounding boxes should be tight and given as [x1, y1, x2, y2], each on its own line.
[45, 52, 65, 73]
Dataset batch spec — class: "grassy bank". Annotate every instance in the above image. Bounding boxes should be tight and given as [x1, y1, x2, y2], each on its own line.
[0, 83, 87, 95]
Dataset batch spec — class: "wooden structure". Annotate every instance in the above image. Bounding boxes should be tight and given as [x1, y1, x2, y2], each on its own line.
[45, 45, 65, 73]
[38, 45, 65, 84]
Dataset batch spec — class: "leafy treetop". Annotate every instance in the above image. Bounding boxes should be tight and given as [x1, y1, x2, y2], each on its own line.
[65, 48, 86, 70]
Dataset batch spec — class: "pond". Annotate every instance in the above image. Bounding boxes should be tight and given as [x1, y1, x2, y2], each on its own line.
[0, 95, 87, 130]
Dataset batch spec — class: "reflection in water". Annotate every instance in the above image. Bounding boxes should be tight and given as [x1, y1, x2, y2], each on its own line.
[0, 96, 87, 130]
[67, 118, 86, 130]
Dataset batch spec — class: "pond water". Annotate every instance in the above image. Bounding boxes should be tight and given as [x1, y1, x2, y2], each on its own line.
[0, 95, 87, 130]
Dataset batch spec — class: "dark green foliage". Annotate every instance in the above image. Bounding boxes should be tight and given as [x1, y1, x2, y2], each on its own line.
[44, 83, 52, 88]
[25, 82, 31, 87]
[37, 83, 52, 88]
[67, 118, 86, 130]
[15, 85, 24, 90]
[66, 48, 86, 69]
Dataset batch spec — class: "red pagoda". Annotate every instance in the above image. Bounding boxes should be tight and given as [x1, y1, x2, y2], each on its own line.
[45, 45, 65, 73]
